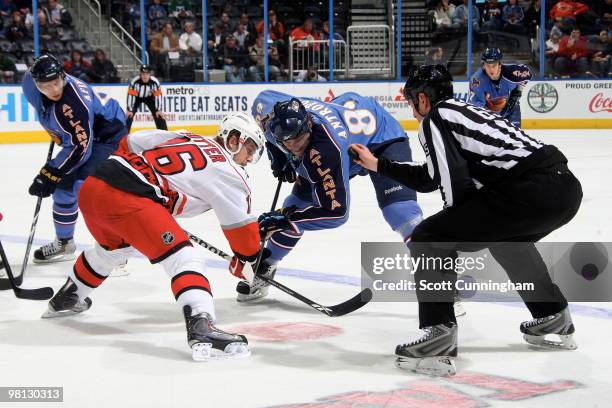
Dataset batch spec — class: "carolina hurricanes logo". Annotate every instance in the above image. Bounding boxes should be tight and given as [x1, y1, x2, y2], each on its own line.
[588, 93, 612, 113]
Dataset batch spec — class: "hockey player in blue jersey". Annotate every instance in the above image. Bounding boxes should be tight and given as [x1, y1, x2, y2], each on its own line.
[469, 48, 532, 126]
[236, 90, 423, 301]
[23, 54, 127, 263]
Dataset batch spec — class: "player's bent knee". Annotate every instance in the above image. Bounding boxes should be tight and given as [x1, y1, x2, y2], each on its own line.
[382, 201, 423, 240]
[160, 245, 206, 277]
[85, 243, 133, 272]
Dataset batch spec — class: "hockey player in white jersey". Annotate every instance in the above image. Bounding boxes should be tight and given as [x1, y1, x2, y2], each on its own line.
[42, 113, 265, 361]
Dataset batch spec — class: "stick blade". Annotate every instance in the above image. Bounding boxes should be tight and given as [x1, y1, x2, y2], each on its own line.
[328, 288, 373, 317]
[15, 286, 54, 301]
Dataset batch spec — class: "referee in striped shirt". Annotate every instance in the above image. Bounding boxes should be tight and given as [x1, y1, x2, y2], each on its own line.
[351, 64, 582, 372]
[125, 65, 167, 133]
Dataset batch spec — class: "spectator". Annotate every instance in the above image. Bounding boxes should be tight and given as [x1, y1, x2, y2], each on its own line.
[179, 21, 203, 53]
[238, 12, 256, 35]
[321, 20, 344, 41]
[545, 31, 562, 75]
[222, 34, 248, 82]
[424, 47, 444, 65]
[0, 53, 17, 83]
[168, 0, 194, 19]
[233, 22, 249, 48]
[554, 28, 591, 77]
[219, 11, 231, 32]
[5, 11, 28, 42]
[295, 66, 327, 82]
[502, 0, 525, 34]
[433, 0, 455, 30]
[549, 0, 589, 23]
[248, 34, 281, 81]
[44, 0, 72, 28]
[128, 1, 141, 36]
[290, 19, 319, 46]
[148, 0, 167, 21]
[452, 0, 480, 32]
[0, 0, 15, 18]
[151, 22, 180, 58]
[551, 17, 575, 38]
[63, 50, 92, 81]
[208, 21, 227, 68]
[33, 9, 54, 41]
[256, 9, 285, 41]
[589, 30, 611, 77]
[483, 0, 503, 31]
[89, 49, 120, 83]
[524, 0, 541, 36]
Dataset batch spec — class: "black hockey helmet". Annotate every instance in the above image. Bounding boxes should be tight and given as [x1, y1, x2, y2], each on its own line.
[481, 48, 503, 64]
[30, 54, 64, 82]
[139, 64, 153, 73]
[403, 64, 454, 107]
[269, 98, 310, 143]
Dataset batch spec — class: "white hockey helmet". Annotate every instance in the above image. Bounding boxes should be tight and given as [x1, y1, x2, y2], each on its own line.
[218, 112, 265, 164]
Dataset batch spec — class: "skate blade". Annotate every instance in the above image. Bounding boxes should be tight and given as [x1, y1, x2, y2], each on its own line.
[454, 301, 467, 318]
[41, 307, 87, 319]
[191, 342, 251, 362]
[395, 355, 457, 376]
[33, 254, 77, 264]
[236, 288, 269, 303]
[523, 334, 577, 350]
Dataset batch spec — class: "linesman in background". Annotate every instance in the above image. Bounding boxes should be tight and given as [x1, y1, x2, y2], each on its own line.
[350, 64, 582, 376]
[126, 65, 168, 133]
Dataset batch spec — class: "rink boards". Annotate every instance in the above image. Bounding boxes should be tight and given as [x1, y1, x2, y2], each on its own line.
[0, 79, 611, 144]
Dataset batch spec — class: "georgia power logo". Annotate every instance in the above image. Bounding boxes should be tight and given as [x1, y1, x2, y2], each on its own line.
[527, 83, 559, 113]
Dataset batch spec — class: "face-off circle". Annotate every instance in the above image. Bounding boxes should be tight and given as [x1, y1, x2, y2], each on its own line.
[229, 322, 343, 342]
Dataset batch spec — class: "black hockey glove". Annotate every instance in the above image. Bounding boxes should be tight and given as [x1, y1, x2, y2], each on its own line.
[267, 141, 297, 183]
[500, 86, 523, 119]
[258, 206, 298, 239]
[28, 164, 62, 198]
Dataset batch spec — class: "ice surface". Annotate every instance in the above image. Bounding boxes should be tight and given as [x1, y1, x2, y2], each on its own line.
[0, 130, 611, 408]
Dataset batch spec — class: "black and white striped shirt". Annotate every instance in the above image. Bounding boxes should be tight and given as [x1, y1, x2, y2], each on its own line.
[378, 98, 566, 208]
[126, 75, 163, 111]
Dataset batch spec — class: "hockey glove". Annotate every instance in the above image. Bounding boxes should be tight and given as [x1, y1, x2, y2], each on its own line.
[258, 206, 298, 239]
[229, 248, 272, 284]
[500, 86, 523, 119]
[267, 141, 297, 183]
[28, 164, 62, 198]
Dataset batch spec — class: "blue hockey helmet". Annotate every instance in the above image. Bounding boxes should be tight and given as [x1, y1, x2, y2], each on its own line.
[481, 48, 503, 64]
[30, 54, 64, 82]
[403, 64, 454, 107]
[269, 98, 310, 143]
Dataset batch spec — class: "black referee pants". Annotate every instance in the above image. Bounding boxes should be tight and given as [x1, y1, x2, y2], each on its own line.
[410, 163, 583, 328]
[126, 96, 168, 133]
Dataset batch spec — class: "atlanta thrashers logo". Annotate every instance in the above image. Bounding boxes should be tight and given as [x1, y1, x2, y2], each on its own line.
[161, 231, 175, 245]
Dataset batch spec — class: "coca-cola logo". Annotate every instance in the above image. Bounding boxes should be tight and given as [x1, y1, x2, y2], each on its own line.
[588, 93, 612, 113]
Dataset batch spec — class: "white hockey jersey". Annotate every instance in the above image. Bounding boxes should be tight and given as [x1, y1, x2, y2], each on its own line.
[94, 129, 256, 234]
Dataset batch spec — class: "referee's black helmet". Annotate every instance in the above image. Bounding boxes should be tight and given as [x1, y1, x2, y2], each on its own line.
[403, 64, 454, 107]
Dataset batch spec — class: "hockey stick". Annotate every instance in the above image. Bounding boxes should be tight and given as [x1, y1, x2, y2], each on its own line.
[0, 213, 54, 300]
[20, 141, 55, 278]
[184, 230, 372, 317]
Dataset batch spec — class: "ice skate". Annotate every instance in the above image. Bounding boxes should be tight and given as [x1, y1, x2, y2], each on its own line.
[236, 258, 277, 302]
[42, 277, 92, 318]
[454, 293, 466, 317]
[395, 322, 458, 376]
[33, 238, 76, 264]
[520, 307, 577, 350]
[184, 306, 250, 361]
